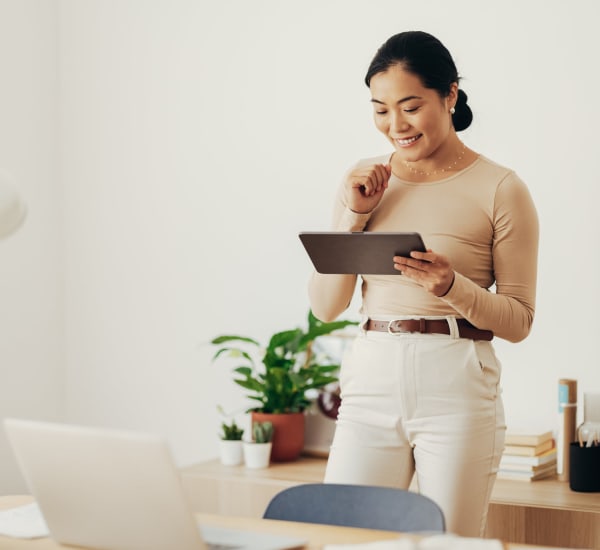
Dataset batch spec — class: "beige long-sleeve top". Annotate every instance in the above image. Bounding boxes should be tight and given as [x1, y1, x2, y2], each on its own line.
[308, 154, 539, 343]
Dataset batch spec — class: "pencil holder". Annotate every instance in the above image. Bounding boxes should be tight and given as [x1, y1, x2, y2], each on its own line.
[569, 442, 600, 492]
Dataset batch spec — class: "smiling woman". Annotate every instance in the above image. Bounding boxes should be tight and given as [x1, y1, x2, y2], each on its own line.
[370, 66, 470, 177]
[307, 30, 539, 538]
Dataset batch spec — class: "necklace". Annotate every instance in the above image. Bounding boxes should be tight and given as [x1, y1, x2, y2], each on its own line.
[403, 143, 466, 177]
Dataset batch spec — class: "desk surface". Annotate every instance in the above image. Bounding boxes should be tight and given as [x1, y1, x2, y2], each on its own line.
[0, 495, 572, 550]
[180, 457, 600, 549]
[182, 456, 600, 514]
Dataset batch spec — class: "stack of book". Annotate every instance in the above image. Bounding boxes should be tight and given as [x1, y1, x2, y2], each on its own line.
[498, 430, 557, 481]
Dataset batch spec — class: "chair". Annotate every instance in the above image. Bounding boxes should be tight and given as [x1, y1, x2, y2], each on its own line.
[263, 483, 445, 533]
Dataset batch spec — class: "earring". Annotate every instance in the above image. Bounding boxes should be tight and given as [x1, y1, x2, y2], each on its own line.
[450, 107, 456, 115]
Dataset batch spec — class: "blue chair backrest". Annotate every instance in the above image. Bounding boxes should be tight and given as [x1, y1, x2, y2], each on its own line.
[263, 483, 445, 533]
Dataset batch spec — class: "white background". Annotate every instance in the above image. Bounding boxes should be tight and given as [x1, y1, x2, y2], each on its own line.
[1, 0, 599, 493]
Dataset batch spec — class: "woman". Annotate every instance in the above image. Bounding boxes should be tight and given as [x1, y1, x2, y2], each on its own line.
[308, 31, 538, 537]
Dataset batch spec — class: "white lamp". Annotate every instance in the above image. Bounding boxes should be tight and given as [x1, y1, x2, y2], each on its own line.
[0, 170, 27, 239]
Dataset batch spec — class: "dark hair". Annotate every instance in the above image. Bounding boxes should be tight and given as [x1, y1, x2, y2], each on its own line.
[365, 31, 472, 131]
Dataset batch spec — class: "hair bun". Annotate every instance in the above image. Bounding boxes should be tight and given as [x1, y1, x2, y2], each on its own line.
[452, 89, 472, 132]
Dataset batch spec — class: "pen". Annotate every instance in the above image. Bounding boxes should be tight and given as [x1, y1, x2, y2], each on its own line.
[578, 427, 600, 447]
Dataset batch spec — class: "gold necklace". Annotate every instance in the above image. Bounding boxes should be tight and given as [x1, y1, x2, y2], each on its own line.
[403, 143, 466, 177]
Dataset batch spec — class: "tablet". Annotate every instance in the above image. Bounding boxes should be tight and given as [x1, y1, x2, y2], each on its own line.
[299, 231, 426, 275]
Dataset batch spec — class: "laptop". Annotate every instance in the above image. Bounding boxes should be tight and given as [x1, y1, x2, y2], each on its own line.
[3, 418, 306, 550]
[299, 231, 426, 275]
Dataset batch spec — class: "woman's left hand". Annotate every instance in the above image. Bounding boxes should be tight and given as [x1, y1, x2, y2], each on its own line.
[393, 249, 455, 297]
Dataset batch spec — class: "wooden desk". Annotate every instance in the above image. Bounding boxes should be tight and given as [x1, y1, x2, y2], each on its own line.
[0, 495, 570, 550]
[0, 494, 391, 550]
[180, 457, 600, 549]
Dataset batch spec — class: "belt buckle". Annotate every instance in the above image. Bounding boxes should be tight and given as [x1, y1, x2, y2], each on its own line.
[387, 320, 406, 335]
[387, 318, 426, 335]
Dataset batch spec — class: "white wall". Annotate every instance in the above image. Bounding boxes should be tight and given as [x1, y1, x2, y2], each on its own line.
[1, 0, 599, 493]
[0, 0, 64, 493]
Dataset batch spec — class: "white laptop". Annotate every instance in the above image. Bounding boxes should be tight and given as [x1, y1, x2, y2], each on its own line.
[3, 418, 306, 550]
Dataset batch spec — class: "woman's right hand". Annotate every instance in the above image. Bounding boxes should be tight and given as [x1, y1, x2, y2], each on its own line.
[343, 163, 391, 214]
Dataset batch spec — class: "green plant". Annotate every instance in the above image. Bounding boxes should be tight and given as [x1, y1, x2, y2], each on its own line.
[216, 405, 245, 440]
[252, 421, 274, 443]
[211, 310, 358, 414]
[219, 419, 244, 441]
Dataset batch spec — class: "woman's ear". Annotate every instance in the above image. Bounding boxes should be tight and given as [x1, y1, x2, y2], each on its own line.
[446, 82, 459, 111]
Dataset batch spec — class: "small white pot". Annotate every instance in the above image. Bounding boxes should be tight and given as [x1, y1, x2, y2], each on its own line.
[219, 439, 243, 466]
[243, 442, 272, 469]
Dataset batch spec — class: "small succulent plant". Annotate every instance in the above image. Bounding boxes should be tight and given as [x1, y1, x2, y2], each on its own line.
[252, 421, 274, 443]
[219, 419, 244, 441]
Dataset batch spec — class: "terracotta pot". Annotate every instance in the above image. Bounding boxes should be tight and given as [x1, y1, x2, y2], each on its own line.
[251, 411, 305, 462]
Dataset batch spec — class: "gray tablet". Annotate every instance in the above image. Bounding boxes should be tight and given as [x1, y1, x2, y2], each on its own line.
[299, 231, 426, 275]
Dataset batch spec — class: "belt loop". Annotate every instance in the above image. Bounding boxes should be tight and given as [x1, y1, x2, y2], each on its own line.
[360, 316, 369, 334]
[446, 316, 460, 339]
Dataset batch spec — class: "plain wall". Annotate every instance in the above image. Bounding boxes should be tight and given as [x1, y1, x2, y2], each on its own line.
[1, 0, 599, 493]
[0, 0, 64, 493]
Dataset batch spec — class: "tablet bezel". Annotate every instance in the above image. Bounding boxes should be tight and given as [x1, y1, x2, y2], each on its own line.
[299, 231, 427, 275]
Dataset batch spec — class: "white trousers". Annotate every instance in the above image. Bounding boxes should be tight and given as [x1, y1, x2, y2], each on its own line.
[324, 317, 506, 537]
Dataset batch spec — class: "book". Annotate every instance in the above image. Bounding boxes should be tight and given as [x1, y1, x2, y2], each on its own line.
[503, 438, 555, 457]
[497, 459, 557, 473]
[504, 430, 553, 446]
[497, 462, 557, 482]
[497, 469, 556, 482]
[499, 447, 557, 467]
[498, 467, 556, 479]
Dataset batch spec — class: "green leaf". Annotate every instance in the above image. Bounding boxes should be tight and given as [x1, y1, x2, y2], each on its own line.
[288, 372, 304, 387]
[211, 348, 254, 365]
[233, 366, 253, 377]
[247, 395, 265, 403]
[305, 375, 339, 388]
[267, 329, 303, 353]
[311, 364, 339, 373]
[211, 335, 260, 346]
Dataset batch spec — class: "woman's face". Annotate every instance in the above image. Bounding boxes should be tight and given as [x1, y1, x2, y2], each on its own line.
[369, 64, 457, 162]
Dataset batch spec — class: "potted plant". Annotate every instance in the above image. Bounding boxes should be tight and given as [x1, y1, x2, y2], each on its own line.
[211, 310, 358, 461]
[218, 416, 244, 466]
[243, 421, 274, 469]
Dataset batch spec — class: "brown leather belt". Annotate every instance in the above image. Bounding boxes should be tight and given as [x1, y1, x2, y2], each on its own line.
[365, 318, 494, 341]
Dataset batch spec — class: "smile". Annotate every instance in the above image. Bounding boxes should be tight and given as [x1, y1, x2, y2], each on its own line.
[396, 134, 422, 147]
